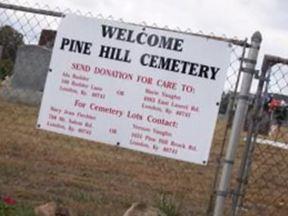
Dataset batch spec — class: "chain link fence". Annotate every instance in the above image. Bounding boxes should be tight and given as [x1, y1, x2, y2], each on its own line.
[0, 0, 251, 215]
[232, 56, 288, 216]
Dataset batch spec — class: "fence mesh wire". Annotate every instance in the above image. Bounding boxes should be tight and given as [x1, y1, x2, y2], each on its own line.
[239, 63, 288, 216]
[0, 1, 248, 215]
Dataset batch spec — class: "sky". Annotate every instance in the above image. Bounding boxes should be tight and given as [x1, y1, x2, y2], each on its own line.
[22, 0, 287, 64]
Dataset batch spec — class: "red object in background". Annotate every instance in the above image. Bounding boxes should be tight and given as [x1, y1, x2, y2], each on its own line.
[269, 98, 281, 111]
[2, 196, 16, 205]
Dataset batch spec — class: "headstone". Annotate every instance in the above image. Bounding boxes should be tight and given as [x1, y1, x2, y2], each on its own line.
[0, 45, 51, 105]
[11, 45, 51, 91]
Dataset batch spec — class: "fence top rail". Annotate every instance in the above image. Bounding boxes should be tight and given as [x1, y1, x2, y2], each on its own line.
[0, 2, 63, 17]
[261, 54, 288, 72]
[0, 2, 250, 48]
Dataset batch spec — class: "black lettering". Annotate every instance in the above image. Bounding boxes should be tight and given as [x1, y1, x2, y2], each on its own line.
[83, 42, 92, 55]
[127, 30, 136, 43]
[116, 28, 127, 41]
[136, 32, 147, 44]
[101, 25, 118, 38]
[149, 55, 158, 68]
[173, 39, 184, 52]
[101, 25, 184, 53]
[171, 59, 180, 72]
[211, 67, 220, 80]
[147, 34, 159, 47]
[110, 46, 117, 59]
[198, 65, 209, 79]
[99, 45, 110, 58]
[158, 37, 173, 50]
[140, 54, 150, 66]
[158, 56, 172, 70]
[60, 38, 70, 50]
[115, 48, 123, 61]
[75, 40, 84, 53]
[123, 50, 131, 63]
[188, 63, 199, 76]
[180, 61, 189, 74]
[140, 53, 220, 81]
[69, 40, 76, 52]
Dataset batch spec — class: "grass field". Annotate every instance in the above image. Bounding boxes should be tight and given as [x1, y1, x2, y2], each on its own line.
[1, 99, 286, 216]
[0, 100, 231, 215]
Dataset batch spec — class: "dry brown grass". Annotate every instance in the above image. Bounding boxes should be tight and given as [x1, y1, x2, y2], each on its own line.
[2, 99, 285, 216]
[0, 100, 231, 215]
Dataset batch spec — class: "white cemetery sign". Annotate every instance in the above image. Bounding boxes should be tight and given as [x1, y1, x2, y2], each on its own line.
[37, 14, 231, 165]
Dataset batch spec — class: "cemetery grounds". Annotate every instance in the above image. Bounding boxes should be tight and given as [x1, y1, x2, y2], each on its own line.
[0, 98, 287, 215]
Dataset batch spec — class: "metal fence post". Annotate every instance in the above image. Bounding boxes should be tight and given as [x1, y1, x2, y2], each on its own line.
[231, 58, 270, 216]
[213, 31, 262, 216]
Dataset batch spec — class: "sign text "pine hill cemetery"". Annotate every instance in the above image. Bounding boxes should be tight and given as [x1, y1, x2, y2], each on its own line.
[60, 25, 221, 81]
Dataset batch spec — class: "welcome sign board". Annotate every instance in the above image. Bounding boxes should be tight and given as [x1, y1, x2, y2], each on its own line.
[37, 14, 231, 165]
